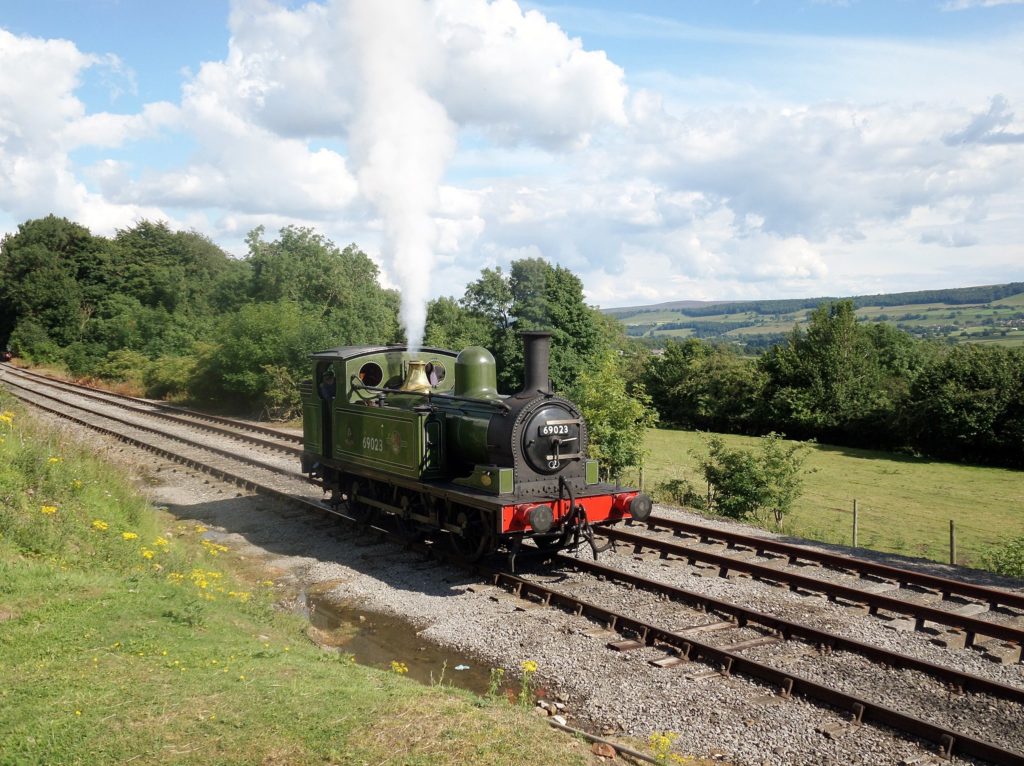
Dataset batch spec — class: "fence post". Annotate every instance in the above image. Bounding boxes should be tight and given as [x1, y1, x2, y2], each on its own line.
[639, 466, 646, 492]
[852, 499, 859, 548]
[949, 519, 957, 566]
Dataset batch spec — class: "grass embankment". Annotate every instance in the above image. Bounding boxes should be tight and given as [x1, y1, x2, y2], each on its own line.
[0, 398, 589, 766]
[643, 428, 1024, 566]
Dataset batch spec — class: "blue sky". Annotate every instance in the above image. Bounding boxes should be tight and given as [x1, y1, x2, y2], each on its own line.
[1, 0, 1023, 324]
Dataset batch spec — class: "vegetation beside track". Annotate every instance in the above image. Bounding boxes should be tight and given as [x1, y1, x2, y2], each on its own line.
[0, 395, 591, 766]
[643, 428, 1024, 568]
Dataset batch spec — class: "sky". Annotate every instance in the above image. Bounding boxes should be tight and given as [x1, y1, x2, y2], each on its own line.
[1, 0, 1023, 326]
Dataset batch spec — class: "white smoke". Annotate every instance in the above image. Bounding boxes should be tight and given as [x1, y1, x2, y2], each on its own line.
[342, 0, 455, 352]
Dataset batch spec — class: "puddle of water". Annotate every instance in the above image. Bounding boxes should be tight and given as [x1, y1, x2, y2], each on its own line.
[302, 591, 498, 696]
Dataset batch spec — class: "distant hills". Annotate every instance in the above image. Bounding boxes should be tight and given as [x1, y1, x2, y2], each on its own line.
[604, 282, 1024, 351]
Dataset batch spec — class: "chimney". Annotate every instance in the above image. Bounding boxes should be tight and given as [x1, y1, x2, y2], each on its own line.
[519, 331, 552, 395]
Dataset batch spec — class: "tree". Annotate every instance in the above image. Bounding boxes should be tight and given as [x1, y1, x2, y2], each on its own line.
[245, 226, 400, 345]
[188, 300, 337, 411]
[645, 339, 764, 432]
[423, 296, 491, 350]
[905, 345, 1024, 467]
[697, 433, 812, 528]
[541, 265, 605, 391]
[758, 300, 921, 445]
[0, 244, 84, 346]
[462, 266, 513, 331]
[567, 350, 658, 482]
[460, 258, 609, 392]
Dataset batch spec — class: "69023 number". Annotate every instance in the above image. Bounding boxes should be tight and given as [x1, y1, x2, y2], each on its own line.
[539, 424, 570, 436]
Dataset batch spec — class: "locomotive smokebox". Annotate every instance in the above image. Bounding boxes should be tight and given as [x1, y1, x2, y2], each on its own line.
[519, 331, 552, 396]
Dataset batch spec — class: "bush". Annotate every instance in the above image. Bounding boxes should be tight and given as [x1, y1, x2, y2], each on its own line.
[142, 354, 197, 399]
[697, 433, 812, 527]
[651, 478, 706, 510]
[8, 319, 63, 365]
[95, 349, 151, 386]
[187, 301, 333, 411]
[980, 537, 1024, 579]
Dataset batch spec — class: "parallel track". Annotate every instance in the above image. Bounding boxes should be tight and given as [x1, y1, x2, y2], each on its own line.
[601, 525, 1024, 650]
[0, 363, 302, 447]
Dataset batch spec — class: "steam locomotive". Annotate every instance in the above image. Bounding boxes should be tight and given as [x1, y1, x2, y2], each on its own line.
[299, 331, 651, 559]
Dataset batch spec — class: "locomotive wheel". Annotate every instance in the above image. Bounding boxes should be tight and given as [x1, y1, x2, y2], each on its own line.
[391, 496, 422, 544]
[346, 479, 376, 525]
[448, 509, 491, 561]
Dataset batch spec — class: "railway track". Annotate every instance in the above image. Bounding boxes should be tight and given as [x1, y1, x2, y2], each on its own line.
[598, 524, 1024, 660]
[0, 363, 302, 449]
[9, 363, 1021, 664]
[3, 367, 1023, 764]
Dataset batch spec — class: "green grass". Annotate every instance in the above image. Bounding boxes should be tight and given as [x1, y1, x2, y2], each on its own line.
[995, 292, 1024, 307]
[641, 428, 1024, 566]
[0, 398, 590, 766]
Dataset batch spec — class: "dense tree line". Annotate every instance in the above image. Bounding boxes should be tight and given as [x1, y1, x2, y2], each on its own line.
[644, 300, 1024, 468]
[0, 216, 399, 413]
[3, 215, 1019, 472]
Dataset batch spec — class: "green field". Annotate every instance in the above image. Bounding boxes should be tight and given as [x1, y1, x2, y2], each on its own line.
[641, 428, 1024, 567]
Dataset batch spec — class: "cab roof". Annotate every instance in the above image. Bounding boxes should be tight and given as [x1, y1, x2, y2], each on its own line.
[309, 345, 458, 361]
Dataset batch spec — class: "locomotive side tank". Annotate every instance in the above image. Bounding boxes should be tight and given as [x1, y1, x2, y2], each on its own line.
[299, 331, 651, 558]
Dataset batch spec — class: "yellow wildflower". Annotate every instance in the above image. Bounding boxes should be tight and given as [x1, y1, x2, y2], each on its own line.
[167, 572, 184, 584]
[72, 480, 82, 489]
[40, 505, 58, 515]
[200, 540, 229, 556]
[121, 532, 138, 541]
[194, 524, 208, 533]
[390, 661, 409, 675]
[521, 660, 538, 674]
[47, 456, 62, 464]
[91, 520, 109, 531]
[140, 549, 155, 560]
[153, 537, 169, 548]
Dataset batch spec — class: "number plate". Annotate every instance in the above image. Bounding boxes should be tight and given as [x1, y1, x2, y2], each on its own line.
[538, 424, 571, 436]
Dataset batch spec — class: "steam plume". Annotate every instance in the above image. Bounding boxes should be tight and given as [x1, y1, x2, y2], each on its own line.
[343, 0, 455, 351]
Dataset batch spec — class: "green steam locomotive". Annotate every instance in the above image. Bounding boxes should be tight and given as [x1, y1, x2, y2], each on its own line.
[300, 331, 651, 558]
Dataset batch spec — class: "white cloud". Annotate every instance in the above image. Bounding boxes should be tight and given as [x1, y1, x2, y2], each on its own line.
[62, 102, 180, 149]
[2, 3, 1024, 311]
[0, 28, 172, 230]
